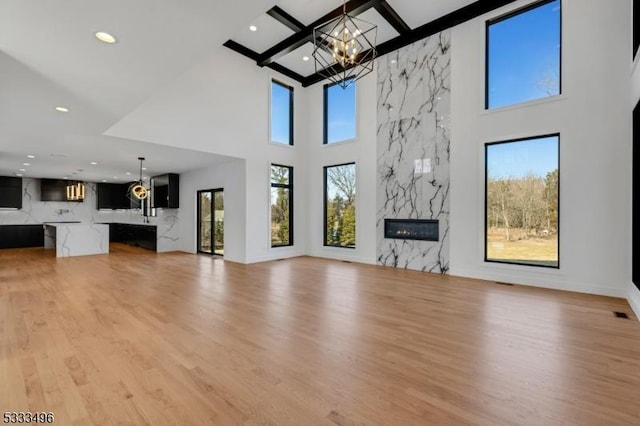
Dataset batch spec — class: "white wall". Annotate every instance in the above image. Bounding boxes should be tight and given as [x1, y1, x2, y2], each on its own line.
[105, 0, 635, 301]
[449, 0, 632, 297]
[109, 49, 310, 263]
[179, 159, 246, 262]
[304, 72, 378, 265]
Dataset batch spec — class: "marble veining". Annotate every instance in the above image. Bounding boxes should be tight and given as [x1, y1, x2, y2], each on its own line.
[376, 31, 451, 273]
[44, 223, 109, 257]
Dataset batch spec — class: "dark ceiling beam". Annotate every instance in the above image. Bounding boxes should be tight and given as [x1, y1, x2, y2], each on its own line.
[302, 0, 518, 87]
[257, 0, 381, 67]
[374, 1, 411, 34]
[267, 6, 305, 32]
[223, 40, 306, 83]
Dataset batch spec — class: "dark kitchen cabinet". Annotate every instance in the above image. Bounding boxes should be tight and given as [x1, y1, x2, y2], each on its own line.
[97, 183, 140, 210]
[0, 176, 22, 209]
[40, 179, 83, 202]
[151, 173, 179, 208]
[0, 225, 44, 249]
[108, 223, 157, 251]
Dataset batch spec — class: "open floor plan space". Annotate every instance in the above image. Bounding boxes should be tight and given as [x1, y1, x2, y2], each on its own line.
[1, 245, 639, 425]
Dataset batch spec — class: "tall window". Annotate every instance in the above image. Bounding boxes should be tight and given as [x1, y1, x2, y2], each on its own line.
[271, 165, 293, 247]
[271, 80, 293, 145]
[324, 79, 356, 144]
[485, 134, 559, 268]
[486, 0, 561, 109]
[324, 163, 356, 248]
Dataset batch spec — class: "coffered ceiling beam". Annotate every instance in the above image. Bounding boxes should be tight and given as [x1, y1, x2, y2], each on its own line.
[223, 40, 306, 83]
[267, 6, 305, 32]
[257, 0, 381, 67]
[374, 1, 411, 34]
[302, 0, 518, 87]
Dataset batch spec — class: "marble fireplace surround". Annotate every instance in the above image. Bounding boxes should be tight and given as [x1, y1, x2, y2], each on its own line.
[376, 31, 451, 274]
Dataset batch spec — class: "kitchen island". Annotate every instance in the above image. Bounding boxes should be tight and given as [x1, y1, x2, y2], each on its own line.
[43, 223, 109, 257]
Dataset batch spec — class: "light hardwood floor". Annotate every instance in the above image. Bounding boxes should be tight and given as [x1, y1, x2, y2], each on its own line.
[1, 244, 639, 425]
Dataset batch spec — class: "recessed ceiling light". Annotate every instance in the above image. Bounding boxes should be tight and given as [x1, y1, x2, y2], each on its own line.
[90, 162, 98, 165]
[95, 31, 117, 44]
[391, 59, 397, 64]
[125, 172, 131, 175]
[55, 106, 69, 113]
[16, 173, 23, 177]
[102, 179, 108, 183]
[249, 25, 257, 32]
[113, 176, 119, 179]
[141, 167, 147, 171]
[19, 168, 26, 172]
[302, 56, 310, 61]
[23, 163, 30, 166]
[26, 155, 36, 159]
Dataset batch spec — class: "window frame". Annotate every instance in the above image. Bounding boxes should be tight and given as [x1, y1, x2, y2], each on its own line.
[484, 133, 560, 269]
[485, 0, 562, 110]
[270, 164, 294, 248]
[323, 162, 357, 249]
[270, 79, 294, 146]
[323, 79, 357, 145]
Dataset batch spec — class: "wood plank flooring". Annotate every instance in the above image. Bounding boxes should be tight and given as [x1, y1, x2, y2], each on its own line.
[1, 244, 639, 425]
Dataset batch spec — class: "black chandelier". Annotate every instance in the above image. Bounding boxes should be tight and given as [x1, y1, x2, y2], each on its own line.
[312, 0, 378, 89]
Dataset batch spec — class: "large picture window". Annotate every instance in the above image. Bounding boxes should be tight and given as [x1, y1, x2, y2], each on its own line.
[485, 135, 559, 268]
[324, 79, 356, 144]
[270, 80, 293, 145]
[324, 163, 356, 248]
[270, 164, 293, 247]
[486, 0, 561, 109]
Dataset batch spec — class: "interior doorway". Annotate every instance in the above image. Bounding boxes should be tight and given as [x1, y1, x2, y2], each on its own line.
[197, 189, 224, 256]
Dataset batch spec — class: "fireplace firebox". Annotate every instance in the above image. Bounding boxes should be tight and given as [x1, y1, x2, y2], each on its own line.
[384, 219, 439, 241]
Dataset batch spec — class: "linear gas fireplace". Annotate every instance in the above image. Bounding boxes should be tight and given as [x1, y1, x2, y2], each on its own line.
[384, 219, 439, 241]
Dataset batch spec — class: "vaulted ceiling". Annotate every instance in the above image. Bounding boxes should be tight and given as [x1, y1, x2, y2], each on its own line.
[0, 0, 513, 181]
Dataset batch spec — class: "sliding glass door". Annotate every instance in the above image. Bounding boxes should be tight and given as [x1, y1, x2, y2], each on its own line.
[197, 189, 224, 256]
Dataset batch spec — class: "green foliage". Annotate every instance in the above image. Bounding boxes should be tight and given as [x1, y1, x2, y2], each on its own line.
[339, 204, 356, 246]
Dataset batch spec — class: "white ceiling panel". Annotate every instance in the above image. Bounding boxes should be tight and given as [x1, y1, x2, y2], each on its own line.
[276, 0, 343, 26]
[231, 13, 295, 54]
[385, 0, 475, 30]
[355, 8, 400, 45]
[275, 42, 317, 76]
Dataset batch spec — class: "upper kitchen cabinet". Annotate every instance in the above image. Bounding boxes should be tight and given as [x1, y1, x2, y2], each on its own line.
[0, 176, 22, 209]
[151, 173, 179, 208]
[40, 179, 84, 202]
[96, 182, 140, 210]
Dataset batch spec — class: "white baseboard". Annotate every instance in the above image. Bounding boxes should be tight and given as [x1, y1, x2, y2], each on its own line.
[628, 283, 640, 321]
[450, 266, 627, 298]
[307, 251, 377, 266]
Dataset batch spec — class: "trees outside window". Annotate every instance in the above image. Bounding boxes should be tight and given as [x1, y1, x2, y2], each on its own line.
[271, 165, 293, 247]
[324, 163, 356, 248]
[485, 135, 559, 268]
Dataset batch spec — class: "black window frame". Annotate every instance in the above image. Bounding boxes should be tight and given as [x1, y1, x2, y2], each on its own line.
[485, 0, 562, 110]
[270, 79, 294, 146]
[197, 188, 224, 256]
[323, 78, 356, 145]
[484, 133, 560, 269]
[323, 162, 356, 249]
[270, 164, 294, 248]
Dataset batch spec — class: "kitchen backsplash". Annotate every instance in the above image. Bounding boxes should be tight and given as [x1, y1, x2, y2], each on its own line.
[0, 178, 179, 227]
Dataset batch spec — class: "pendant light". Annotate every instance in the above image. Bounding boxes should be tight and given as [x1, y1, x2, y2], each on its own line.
[66, 181, 85, 201]
[129, 157, 149, 200]
[312, 0, 378, 88]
